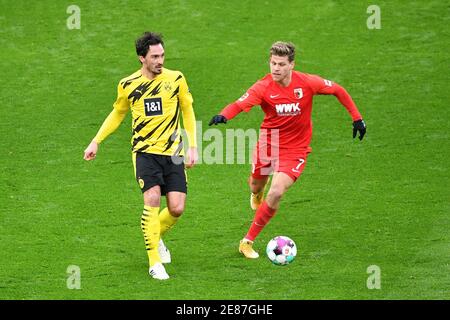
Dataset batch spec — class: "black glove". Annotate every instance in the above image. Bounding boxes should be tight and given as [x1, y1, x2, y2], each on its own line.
[353, 119, 366, 140]
[209, 115, 227, 126]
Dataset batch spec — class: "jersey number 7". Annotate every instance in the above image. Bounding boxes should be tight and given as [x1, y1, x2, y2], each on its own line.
[291, 158, 305, 173]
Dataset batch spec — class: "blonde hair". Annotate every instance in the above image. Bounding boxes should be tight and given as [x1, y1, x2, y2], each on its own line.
[270, 41, 296, 62]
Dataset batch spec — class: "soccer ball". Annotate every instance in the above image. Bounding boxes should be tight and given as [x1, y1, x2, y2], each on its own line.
[266, 236, 297, 265]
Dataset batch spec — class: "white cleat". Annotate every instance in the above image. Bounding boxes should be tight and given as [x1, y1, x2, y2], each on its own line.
[149, 262, 169, 280]
[158, 239, 171, 264]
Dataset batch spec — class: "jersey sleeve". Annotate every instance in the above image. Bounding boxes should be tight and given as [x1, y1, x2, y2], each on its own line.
[178, 73, 197, 148]
[233, 80, 266, 112]
[93, 83, 130, 144]
[178, 73, 194, 110]
[113, 83, 130, 114]
[305, 74, 337, 95]
[306, 74, 362, 121]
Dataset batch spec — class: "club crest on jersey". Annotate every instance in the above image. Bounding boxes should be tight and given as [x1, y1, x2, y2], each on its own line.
[294, 88, 303, 99]
[163, 81, 172, 92]
[275, 102, 301, 116]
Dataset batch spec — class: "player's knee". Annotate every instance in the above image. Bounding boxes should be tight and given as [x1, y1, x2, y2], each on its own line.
[267, 187, 284, 202]
[168, 203, 184, 217]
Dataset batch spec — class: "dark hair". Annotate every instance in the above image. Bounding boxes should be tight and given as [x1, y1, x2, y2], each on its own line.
[135, 32, 164, 57]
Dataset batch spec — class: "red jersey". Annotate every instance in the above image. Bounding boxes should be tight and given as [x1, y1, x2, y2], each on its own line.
[221, 71, 362, 154]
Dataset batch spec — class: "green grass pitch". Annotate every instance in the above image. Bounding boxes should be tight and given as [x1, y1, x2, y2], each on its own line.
[0, 0, 448, 299]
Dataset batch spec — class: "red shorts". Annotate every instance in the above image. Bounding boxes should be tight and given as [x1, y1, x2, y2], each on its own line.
[251, 146, 310, 182]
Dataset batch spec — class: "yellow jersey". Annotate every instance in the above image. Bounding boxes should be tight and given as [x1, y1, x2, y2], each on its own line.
[94, 67, 196, 156]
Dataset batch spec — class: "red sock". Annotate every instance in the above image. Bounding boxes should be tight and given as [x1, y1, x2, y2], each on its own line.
[245, 201, 277, 241]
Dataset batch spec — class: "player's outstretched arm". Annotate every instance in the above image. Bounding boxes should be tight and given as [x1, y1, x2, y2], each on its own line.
[209, 81, 262, 126]
[309, 75, 367, 141]
[84, 141, 98, 161]
[209, 102, 244, 126]
[332, 85, 367, 141]
[331, 85, 367, 141]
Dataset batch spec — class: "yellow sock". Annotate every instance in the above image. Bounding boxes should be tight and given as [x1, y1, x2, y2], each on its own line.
[159, 207, 179, 236]
[141, 205, 161, 267]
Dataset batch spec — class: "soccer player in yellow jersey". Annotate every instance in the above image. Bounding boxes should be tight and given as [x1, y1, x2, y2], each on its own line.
[83, 32, 197, 280]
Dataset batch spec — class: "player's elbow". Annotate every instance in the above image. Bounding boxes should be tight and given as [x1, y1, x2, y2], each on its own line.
[114, 108, 128, 116]
[334, 83, 351, 95]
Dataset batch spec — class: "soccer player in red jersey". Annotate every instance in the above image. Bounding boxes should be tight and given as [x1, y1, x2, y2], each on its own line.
[209, 41, 366, 258]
